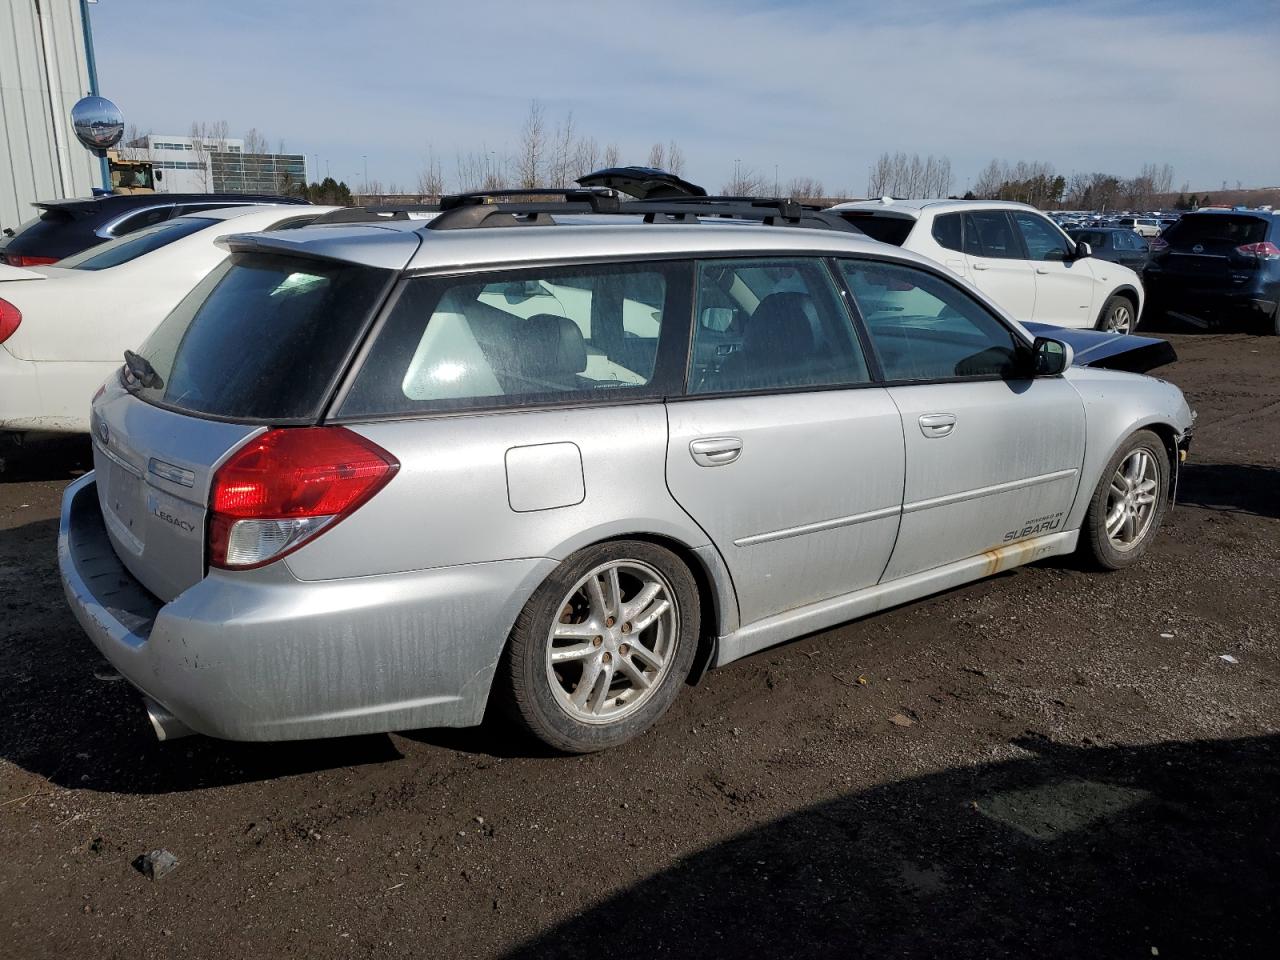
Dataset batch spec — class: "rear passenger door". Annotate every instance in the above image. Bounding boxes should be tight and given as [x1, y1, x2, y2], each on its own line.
[838, 258, 1085, 581]
[1011, 210, 1097, 328]
[664, 257, 905, 627]
[961, 210, 1037, 320]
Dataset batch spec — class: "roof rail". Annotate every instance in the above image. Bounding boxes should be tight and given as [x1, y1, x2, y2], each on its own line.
[308, 207, 414, 225]
[438, 188, 621, 213]
[423, 189, 860, 234]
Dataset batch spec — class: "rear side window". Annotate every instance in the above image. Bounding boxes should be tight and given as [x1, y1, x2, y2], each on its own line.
[837, 213, 914, 246]
[963, 211, 1023, 259]
[130, 254, 390, 421]
[111, 205, 174, 236]
[1165, 214, 1268, 246]
[339, 261, 688, 417]
[58, 218, 214, 270]
[1012, 212, 1072, 261]
[931, 213, 962, 252]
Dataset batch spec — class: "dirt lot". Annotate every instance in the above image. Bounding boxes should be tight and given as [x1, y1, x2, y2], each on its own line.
[1, 331, 1277, 960]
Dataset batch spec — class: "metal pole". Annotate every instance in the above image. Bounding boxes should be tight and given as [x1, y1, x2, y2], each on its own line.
[78, 0, 111, 191]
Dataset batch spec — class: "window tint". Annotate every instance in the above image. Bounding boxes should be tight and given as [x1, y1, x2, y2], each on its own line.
[931, 213, 962, 252]
[1165, 214, 1269, 246]
[689, 258, 870, 394]
[1072, 230, 1107, 249]
[963, 211, 1022, 259]
[111, 206, 174, 236]
[837, 213, 914, 246]
[840, 259, 1024, 381]
[1013, 212, 1072, 261]
[131, 254, 389, 420]
[341, 261, 686, 416]
[57, 218, 215, 270]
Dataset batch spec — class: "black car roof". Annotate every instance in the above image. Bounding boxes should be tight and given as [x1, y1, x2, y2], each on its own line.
[34, 193, 309, 215]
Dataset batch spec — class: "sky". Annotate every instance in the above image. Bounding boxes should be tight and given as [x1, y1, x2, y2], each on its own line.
[88, 0, 1280, 196]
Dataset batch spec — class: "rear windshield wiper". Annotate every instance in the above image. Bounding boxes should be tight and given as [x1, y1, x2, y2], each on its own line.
[123, 349, 164, 390]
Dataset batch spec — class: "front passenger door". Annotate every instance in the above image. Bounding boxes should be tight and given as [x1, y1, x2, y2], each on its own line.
[839, 258, 1086, 581]
[1012, 210, 1097, 328]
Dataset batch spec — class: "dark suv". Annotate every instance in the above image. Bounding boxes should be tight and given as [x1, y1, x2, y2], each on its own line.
[0, 193, 308, 266]
[1143, 210, 1280, 334]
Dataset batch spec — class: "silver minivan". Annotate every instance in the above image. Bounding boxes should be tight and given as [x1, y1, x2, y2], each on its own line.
[59, 197, 1194, 752]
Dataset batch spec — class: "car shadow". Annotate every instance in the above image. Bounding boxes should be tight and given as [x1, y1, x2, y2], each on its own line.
[0, 434, 92, 483]
[1179, 462, 1280, 520]
[505, 733, 1280, 959]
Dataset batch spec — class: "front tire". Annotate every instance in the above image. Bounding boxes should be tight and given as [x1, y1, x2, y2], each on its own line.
[1097, 294, 1137, 334]
[497, 540, 700, 753]
[1080, 430, 1170, 570]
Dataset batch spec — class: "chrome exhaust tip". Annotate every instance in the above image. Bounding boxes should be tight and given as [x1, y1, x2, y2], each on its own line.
[143, 697, 194, 741]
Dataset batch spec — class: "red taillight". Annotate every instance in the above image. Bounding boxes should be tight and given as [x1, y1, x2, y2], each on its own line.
[0, 298, 20, 344]
[1148, 237, 1169, 252]
[208, 427, 398, 569]
[5, 255, 58, 267]
[1236, 241, 1280, 259]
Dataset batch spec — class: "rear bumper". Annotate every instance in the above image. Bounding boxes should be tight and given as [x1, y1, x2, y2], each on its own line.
[1143, 275, 1278, 323]
[58, 473, 555, 741]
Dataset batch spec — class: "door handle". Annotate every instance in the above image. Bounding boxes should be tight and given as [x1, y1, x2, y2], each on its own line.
[971, 261, 990, 271]
[689, 437, 743, 467]
[919, 414, 957, 438]
[1036, 266, 1050, 275]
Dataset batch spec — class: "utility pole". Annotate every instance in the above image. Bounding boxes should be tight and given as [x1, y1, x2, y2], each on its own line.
[734, 158, 741, 193]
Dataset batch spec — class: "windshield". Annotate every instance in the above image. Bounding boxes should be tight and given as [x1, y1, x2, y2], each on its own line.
[127, 253, 391, 422]
[58, 217, 215, 270]
[1165, 214, 1268, 246]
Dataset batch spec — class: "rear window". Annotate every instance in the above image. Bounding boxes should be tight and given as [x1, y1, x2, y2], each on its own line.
[1165, 214, 1269, 246]
[58, 218, 214, 270]
[128, 253, 390, 421]
[836, 213, 915, 246]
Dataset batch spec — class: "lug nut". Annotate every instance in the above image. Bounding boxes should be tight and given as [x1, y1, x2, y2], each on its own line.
[602, 652, 612, 664]
[605, 617, 616, 628]
[619, 643, 630, 656]
[593, 636, 603, 647]
[620, 622, 632, 634]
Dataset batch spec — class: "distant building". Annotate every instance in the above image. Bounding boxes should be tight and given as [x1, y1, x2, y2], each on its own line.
[1, 0, 103, 232]
[123, 134, 307, 195]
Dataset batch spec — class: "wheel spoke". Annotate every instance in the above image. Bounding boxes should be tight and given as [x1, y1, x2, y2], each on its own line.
[616, 655, 651, 690]
[606, 566, 623, 619]
[1122, 511, 1137, 542]
[553, 621, 598, 640]
[628, 639, 665, 670]
[585, 576, 609, 620]
[623, 582, 662, 622]
[590, 661, 616, 715]
[550, 642, 597, 663]
[630, 598, 670, 635]
[1106, 505, 1126, 536]
[1110, 476, 1129, 498]
[571, 657, 603, 709]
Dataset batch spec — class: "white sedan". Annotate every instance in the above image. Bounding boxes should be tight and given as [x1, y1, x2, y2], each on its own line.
[0, 204, 335, 438]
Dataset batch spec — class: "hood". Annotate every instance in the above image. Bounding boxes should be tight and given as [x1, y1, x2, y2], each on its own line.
[576, 166, 707, 199]
[1022, 322, 1176, 374]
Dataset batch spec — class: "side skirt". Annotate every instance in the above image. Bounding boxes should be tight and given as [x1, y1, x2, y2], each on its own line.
[713, 530, 1079, 667]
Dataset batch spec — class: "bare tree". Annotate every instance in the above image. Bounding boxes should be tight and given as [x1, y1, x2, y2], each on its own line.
[868, 151, 954, 198]
[786, 176, 825, 200]
[548, 111, 577, 187]
[722, 165, 769, 196]
[514, 100, 547, 188]
[647, 142, 666, 170]
[243, 127, 269, 156]
[573, 137, 601, 180]
[665, 141, 685, 176]
[602, 142, 621, 169]
[417, 146, 445, 197]
[187, 121, 228, 191]
[115, 125, 153, 161]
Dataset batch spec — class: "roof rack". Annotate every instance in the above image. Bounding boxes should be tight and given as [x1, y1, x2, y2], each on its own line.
[426, 190, 859, 234]
[307, 207, 414, 225]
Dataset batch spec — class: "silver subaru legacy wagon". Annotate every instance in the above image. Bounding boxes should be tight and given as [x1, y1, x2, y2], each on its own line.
[58, 196, 1194, 753]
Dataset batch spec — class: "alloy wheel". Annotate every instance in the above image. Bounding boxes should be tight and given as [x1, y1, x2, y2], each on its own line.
[545, 559, 679, 724]
[1105, 449, 1159, 551]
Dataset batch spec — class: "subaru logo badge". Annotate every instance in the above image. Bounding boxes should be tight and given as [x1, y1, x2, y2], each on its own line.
[96, 417, 109, 445]
[1192, 244, 1204, 254]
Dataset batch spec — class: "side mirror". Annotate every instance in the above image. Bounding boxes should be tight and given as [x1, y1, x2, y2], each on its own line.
[1073, 241, 1092, 259]
[1033, 336, 1073, 376]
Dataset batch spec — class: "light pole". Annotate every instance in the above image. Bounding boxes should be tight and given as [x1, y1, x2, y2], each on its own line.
[734, 158, 741, 193]
[774, 164, 779, 197]
[362, 155, 368, 193]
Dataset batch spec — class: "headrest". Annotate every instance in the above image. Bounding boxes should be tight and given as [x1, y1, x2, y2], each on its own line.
[744, 292, 817, 356]
[518, 313, 588, 375]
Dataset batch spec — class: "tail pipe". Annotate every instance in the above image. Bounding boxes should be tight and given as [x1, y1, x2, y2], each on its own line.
[143, 697, 195, 741]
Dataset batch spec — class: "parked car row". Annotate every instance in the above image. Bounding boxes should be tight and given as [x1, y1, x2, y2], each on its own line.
[38, 183, 1194, 754]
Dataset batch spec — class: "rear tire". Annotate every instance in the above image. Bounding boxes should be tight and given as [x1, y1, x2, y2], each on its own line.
[1097, 294, 1137, 334]
[497, 540, 700, 753]
[1080, 430, 1170, 570]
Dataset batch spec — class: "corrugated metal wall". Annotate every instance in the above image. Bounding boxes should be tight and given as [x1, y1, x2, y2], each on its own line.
[0, 0, 100, 232]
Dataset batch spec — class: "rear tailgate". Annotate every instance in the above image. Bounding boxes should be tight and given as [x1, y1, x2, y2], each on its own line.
[1158, 213, 1270, 284]
[90, 237, 410, 601]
